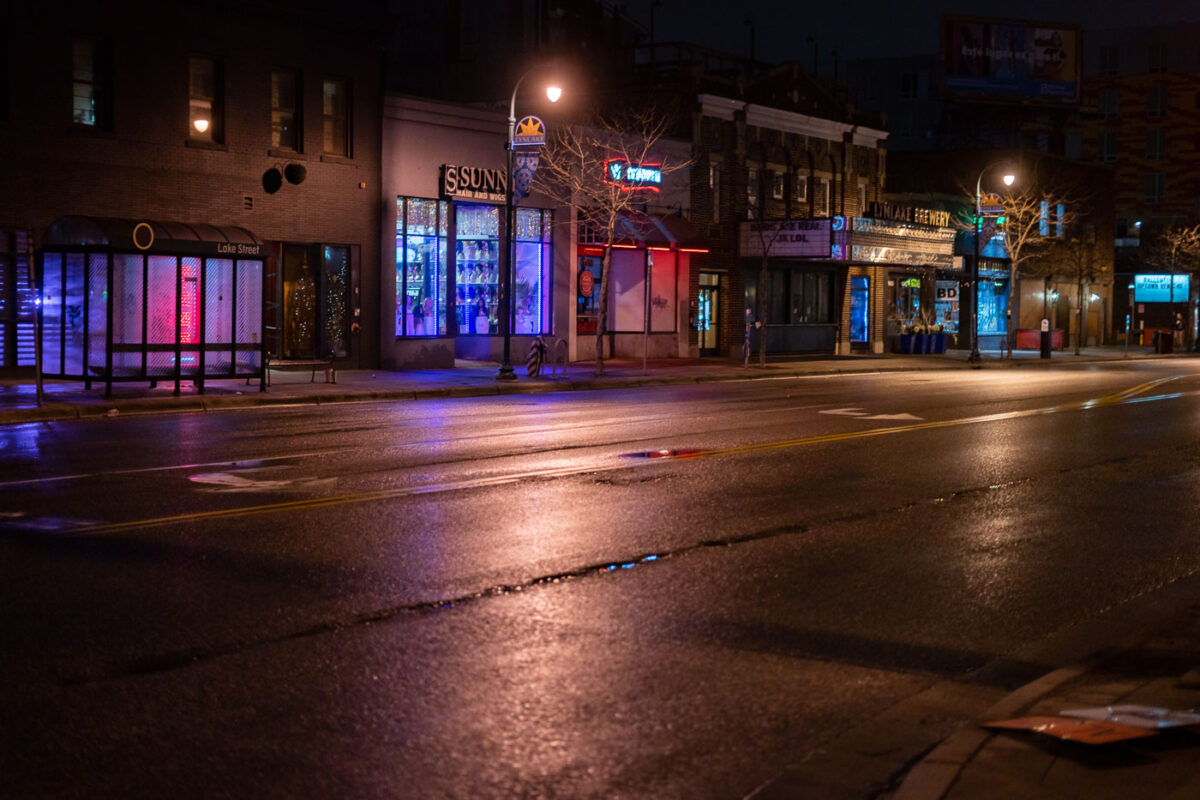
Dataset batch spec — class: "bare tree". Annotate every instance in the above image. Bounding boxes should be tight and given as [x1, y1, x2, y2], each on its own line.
[1032, 224, 1100, 354]
[995, 185, 1079, 357]
[532, 110, 689, 375]
[740, 166, 787, 367]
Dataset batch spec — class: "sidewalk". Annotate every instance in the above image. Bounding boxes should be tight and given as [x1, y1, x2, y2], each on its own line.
[890, 602, 1200, 800]
[0, 345, 1188, 426]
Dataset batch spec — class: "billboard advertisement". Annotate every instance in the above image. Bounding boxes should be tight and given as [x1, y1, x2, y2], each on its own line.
[943, 17, 1080, 103]
[1134, 274, 1190, 303]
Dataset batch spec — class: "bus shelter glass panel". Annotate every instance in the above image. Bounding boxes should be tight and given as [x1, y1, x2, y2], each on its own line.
[147, 255, 178, 375]
[87, 254, 108, 374]
[64, 253, 86, 376]
[236, 259, 263, 369]
[41, 253, 62, 374]
[205, 258, 234, 370]
[180, 256, 201, 376]
[113, 254, 144, 374]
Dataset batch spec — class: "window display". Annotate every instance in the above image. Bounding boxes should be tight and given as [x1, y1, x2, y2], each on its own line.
[934, 280, 959, 333]
[455, 204, 499, 335]
[850, 276, 869, 342]
[396, 197, 448, 337]
[977, 278, 1009, 335]
[513, 207, 552, 335]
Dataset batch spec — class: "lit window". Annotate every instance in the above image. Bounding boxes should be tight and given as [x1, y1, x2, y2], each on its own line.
[815, 178, 829, 216]
[72, 39, 112, 128]
[708, 162, 720, 224]
[271, 70, 301, 151]
[795, 173, 807, 204]
[771, 171, 784, 200]
[189, 58, 222, 142]
[322, 79, 349, 157]
[746, 167, 759, 219]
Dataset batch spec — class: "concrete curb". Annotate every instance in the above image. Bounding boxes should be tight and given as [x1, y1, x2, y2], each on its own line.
[0, 351, 1192, 427]
[890, 665, 1088, 800]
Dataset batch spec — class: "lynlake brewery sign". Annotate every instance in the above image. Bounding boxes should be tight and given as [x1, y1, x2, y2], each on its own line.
[440, 164, 507, 203]
[739, 219, 832, 258]
[865, 201, 952, 228]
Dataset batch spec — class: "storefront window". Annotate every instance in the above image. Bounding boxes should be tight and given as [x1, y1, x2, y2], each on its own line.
[934, 280, 959, 333]
[977, 278, 1009, 335]
[650, 250, 677, 332]
[850, 276, 869, 342]
[896, 276, 921, 322]
[791, 271, 831, 323]
[577, 255, 602, 334]
[455, 204, 499, 335]
[513, 207, 552, 335]
[396, 197, 448, 337]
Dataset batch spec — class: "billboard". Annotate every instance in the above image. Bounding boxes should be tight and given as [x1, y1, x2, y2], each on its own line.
[1134, 274, 1189, 303]
[943, 17, 1080, 104]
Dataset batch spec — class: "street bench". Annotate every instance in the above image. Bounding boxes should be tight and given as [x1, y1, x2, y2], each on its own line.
[265, 355, 336, 387]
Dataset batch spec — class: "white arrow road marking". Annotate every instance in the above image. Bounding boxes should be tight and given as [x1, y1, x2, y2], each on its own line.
[819, 408, 924, 421]
[188, 467, 335, 494]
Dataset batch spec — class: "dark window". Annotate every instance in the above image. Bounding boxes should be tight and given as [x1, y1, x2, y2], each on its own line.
[189, 57, 223, 143]
[1098, 130, 1118, 162]
[1147, 84, 1168, 118]
[271, 70, 301, 151]
[1098, 87, 1119, 118]
[73, 38, 112, 128]
[1099, 45, 1120, 76]
[322, 79, 349, 156]
[1145, 172, 1165, 204]
[0, 27, 9, 121]
[1148, 43, 1168, 73]
[1146, 128, 1165, 160]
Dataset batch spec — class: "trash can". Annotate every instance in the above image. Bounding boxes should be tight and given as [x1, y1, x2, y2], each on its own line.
[1156, 330, 1174, 354]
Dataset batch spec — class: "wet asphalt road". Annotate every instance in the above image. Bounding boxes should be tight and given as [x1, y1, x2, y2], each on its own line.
[4, 361, 1200, 798]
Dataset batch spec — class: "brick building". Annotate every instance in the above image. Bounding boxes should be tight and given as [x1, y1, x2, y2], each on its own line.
[0, 0, 385, 376]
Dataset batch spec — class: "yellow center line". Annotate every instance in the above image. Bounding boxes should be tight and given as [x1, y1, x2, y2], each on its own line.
[63, 375, 1190, 536]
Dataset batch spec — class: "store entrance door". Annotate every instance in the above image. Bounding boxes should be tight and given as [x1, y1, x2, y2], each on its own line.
[698, 272, 720, 356]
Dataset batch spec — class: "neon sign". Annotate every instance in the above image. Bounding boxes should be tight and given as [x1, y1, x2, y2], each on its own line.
[604, 159, 662, 191]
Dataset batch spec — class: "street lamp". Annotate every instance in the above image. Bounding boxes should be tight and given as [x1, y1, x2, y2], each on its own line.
[969, 166, 1016, 364]
[497, 67, 561, 381]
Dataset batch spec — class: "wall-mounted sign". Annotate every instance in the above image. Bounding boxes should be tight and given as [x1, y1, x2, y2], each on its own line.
[441, 164, 506, 203]
[739, 219, 832, 258]
[1134, 274, 1190, 303]
[513, 116, 547, 147]
[603, 159, 662, 191]
[866, 201, 952, 228]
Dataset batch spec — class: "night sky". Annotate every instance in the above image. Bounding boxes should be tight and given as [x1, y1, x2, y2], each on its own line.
[627, 0, 1200, 66]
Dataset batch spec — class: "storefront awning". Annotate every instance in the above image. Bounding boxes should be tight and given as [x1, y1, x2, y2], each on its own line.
[43, 216, 265, 257]
[580, 212, 708, 252]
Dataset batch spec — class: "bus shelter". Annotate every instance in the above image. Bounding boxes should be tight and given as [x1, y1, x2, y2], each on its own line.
[39, 216, 266, 397]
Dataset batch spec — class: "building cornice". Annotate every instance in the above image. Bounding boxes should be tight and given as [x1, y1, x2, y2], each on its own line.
[697, 93, 888, 148]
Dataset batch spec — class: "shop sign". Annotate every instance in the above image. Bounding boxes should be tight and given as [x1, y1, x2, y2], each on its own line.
[979, 192, 1005, 214]
[1134, 274, 1189, 303]
[603, 159, 662, 191]
[739, 219, 831, 258]
[441, 164, 506, 203]
[866, 201, 952, 228]
[513, 115, 547, 147]
[850, 245, 956, 268]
